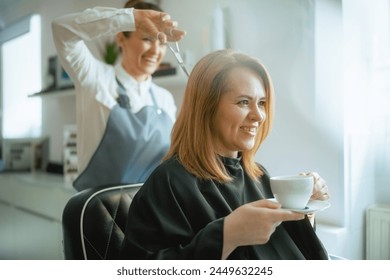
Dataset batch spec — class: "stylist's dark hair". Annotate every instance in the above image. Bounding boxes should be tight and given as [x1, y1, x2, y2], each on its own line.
[123, 0, 164, 38]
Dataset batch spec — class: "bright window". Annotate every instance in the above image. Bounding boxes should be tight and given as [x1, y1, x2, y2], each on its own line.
[1, 14, 42, 138]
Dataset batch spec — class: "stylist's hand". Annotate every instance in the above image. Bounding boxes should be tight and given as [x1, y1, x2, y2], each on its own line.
[222, 199, 304, 259]
[133, 9, 186, 43]
[300, 172, 330, 201]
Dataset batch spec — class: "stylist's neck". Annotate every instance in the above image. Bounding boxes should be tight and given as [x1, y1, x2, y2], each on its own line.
[122, 63, 150, 82]
[132, 73, 150, 82]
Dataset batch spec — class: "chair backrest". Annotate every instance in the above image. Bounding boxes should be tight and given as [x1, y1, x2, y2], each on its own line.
[62, 183, 142, 260]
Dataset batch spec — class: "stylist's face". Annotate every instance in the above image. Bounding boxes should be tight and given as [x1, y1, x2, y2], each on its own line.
[117, 30, 166, 81]
[213, 67, 266, 158]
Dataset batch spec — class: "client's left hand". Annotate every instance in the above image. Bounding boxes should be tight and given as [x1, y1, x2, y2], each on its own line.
[300, 172, 330, 201]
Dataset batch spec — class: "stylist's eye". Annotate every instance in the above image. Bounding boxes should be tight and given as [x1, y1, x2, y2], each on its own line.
[258, 100, 266, 107]
[143, 37, 154, 42]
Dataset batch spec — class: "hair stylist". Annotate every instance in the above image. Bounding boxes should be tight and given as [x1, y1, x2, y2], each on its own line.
[52, 1, 185, 191]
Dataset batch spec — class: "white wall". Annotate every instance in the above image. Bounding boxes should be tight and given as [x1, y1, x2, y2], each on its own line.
[1, 0, 388, 260]
[341, 0, 390, 259]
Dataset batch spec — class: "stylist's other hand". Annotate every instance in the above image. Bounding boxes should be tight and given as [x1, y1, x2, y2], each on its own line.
[222, 199, 304, 259]
[133, 9, 186, 43]
[300, 172, 330, 201]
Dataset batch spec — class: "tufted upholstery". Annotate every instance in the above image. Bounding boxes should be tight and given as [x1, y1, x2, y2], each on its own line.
[62, 183, 142, 260]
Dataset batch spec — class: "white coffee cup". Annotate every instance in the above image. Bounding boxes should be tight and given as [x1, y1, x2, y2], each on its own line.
[270, 175, 314, 209]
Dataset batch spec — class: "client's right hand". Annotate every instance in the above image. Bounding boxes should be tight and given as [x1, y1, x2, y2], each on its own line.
[222, 199, 304, 259]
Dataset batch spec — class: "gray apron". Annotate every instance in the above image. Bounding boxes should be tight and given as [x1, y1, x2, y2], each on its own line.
[73, 78, 173, 191]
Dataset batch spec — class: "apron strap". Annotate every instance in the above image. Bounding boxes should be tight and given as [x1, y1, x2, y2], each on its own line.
[115, 76, 161, 112]
[115, 77, 131, 109]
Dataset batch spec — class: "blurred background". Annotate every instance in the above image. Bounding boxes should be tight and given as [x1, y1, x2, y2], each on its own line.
[0, 0, 389, 260]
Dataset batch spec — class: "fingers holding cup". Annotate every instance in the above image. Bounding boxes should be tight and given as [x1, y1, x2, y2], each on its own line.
[299, 172, 330, 201]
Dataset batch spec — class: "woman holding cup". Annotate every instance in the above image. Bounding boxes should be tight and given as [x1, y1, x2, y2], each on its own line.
[120, 49, 330, 260]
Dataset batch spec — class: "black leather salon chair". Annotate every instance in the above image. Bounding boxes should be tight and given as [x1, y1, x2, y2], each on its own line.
[62, 183, 142, 260]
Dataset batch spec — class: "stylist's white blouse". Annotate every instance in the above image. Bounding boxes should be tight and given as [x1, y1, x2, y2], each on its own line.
[52, 7, 177, 174]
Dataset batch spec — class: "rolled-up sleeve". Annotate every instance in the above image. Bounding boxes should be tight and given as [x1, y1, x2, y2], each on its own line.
[51, 7, 136, 90]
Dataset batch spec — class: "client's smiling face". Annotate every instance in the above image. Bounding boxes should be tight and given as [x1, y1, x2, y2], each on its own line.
[213, 67, 267, 158]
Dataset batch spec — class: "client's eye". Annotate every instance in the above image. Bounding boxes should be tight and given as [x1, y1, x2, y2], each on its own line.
[237, 99, 249, 106]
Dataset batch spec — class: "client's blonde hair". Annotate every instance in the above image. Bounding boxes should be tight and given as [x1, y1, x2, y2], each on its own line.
[165, 49, 275, 182]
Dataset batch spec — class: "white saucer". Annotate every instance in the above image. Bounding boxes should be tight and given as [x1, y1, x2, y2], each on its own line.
[267, 198, 331, 214]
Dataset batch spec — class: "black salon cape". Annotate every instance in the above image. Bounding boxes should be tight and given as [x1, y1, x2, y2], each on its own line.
[120, 156, 328, 260]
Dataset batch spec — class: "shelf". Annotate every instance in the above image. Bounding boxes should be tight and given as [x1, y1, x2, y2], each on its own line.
[29, 86, 75, 97]
[152, 66, 177, 77]
[29, 71, 187, 98]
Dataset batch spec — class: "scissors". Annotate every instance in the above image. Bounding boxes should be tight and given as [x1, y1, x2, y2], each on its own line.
[167, 41, 190, 77]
